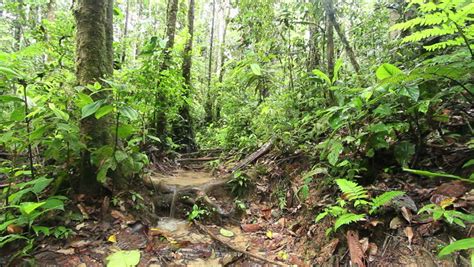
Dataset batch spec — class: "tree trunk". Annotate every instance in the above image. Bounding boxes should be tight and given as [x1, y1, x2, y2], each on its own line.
[175, 0, 197, 152]
[307, 22, 320, 72]
[120, 0, 130, 64]
[46, 0, 55, 21]
[204, 0, 216, 124]
[74, 0, 114, 194]
[326, 0, 360, 73]
[182, 0, 194, 86]
[154, 0, 178, 138]
[324, 0, 334, 80]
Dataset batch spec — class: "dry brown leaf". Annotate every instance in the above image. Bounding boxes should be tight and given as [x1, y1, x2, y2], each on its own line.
[359, 237, 369, 254]
[368, 243, 378, 262]
[368, 219, 383, 227]
[347, 230, 365, 267]
[56, 248, 75, 255]
[241, 223, 262, 232]
[315, 238, 339, 264]
[7, 224, 23, 234]
[435, 181, 468, 198]
[389, 217, 403, 229]
[400, 206, 412, 223]
[404, 226, 414, 248]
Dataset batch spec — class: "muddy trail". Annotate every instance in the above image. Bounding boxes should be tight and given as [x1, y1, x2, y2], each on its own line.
[3, 147, 472, 266]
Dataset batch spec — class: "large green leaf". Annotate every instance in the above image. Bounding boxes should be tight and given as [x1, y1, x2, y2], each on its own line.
[119, 106, 139, 121]
[438, 238, 474, 257]
[250, 63, 262, 76]
[20, 202, 46, 215]
[81, 100, 103, 119]
[49, 103, 69, 121]
[376, 63, 403, 80]
[312, 69, 332, 85]
[328, 140, 343, 166]
[0, 95, 23, 103]
[95, 105, 114, 119]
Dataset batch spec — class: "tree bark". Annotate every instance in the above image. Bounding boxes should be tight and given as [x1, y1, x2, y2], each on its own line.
[174, 0, 197, 152]
[120, 0, 130, 64]
[154, 0, 179, 138]
[74, 0, 114, 194]
[326, 0, 360, 73]
[204, 0, 216, 124]
[324, 0, 334, 80]
[182, 0, 194, 86]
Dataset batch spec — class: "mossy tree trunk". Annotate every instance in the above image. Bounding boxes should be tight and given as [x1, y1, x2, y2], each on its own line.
[174, 0, 197, 152]
[154, 0, 178, 140]
[74, 0, 114, 194]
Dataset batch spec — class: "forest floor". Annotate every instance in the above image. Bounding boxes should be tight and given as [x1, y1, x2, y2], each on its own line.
[3, 148, 473, 266]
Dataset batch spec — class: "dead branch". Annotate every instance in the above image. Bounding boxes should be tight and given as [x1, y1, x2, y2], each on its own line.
[193, 221, 286, 266]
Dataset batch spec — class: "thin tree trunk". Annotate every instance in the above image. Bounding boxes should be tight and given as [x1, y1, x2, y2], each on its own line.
[46, 0, 55, 21]
[326, 0, 360, 73]
[324, 0, 334, 80]
[204, 0, 216, 124]
[307, 22, 320, 72]
[120, 0, 130, 64]
[74, 0, 114, 194]
[182, 0, 195, 86]
[218, 3, 229, 83]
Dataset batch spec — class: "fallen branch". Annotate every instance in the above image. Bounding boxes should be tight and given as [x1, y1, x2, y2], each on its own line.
[229, 139, 274, 173]
[193, 221, 286, 266]
[177, 157, 220, 162]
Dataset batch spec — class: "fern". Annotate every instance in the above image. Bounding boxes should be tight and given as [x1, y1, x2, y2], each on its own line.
[335, 179, 368, 202]
[370, 191, 405, 214]
[334, 213, 365, 230]
[390, 0, 474, 56]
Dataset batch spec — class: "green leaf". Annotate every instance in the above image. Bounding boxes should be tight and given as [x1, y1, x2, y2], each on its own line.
[394, 141, 416, 167]
[0, 95, 23, 103]
[10, 107, 26, 121]
[114, 150, 128, 163]
[119, 106, 139, 121]
[333, 58, 343, 83]
[328, 140, 343, 166]
[312, 69, 331, 85]
[438, 238, 474, 257]
[219, 228, 234, 237]
[250, 63, 262, 76]
[462, 159, 474, 168]
[48, 103, 69, 121]
[76, 92, 93, 109]
[106, 250, 141, 267]
[335, 179, 368, 201]
[81, 100, 103, 119]
[403, 168, 472, 183]
[95, 105, 114, 119]
[32, 226, 50, 236]
[376, 63, 403, 80]
[20, 202, 46, 215]
[118, 124, 135, 139]
[0, 66, 23, 78]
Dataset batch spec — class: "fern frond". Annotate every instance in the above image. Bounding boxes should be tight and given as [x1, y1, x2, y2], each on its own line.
[334, 213, 365, 230]
[335, 179, 368, 201]
[424, 37, 465, 51]
[370, 191, 405, 214]
[402, 25, 456, 43]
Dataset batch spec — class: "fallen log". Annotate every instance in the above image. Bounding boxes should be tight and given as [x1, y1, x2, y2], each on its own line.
[193, 221, 286, 266]
[229, 139, 274, 173]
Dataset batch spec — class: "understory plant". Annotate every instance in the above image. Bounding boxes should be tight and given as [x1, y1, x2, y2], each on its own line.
[0, 175, 69, 259]
[315, 179, 404, 235]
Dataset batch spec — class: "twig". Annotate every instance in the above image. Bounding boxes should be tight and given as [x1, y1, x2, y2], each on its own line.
[193, 221, 286, 266]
